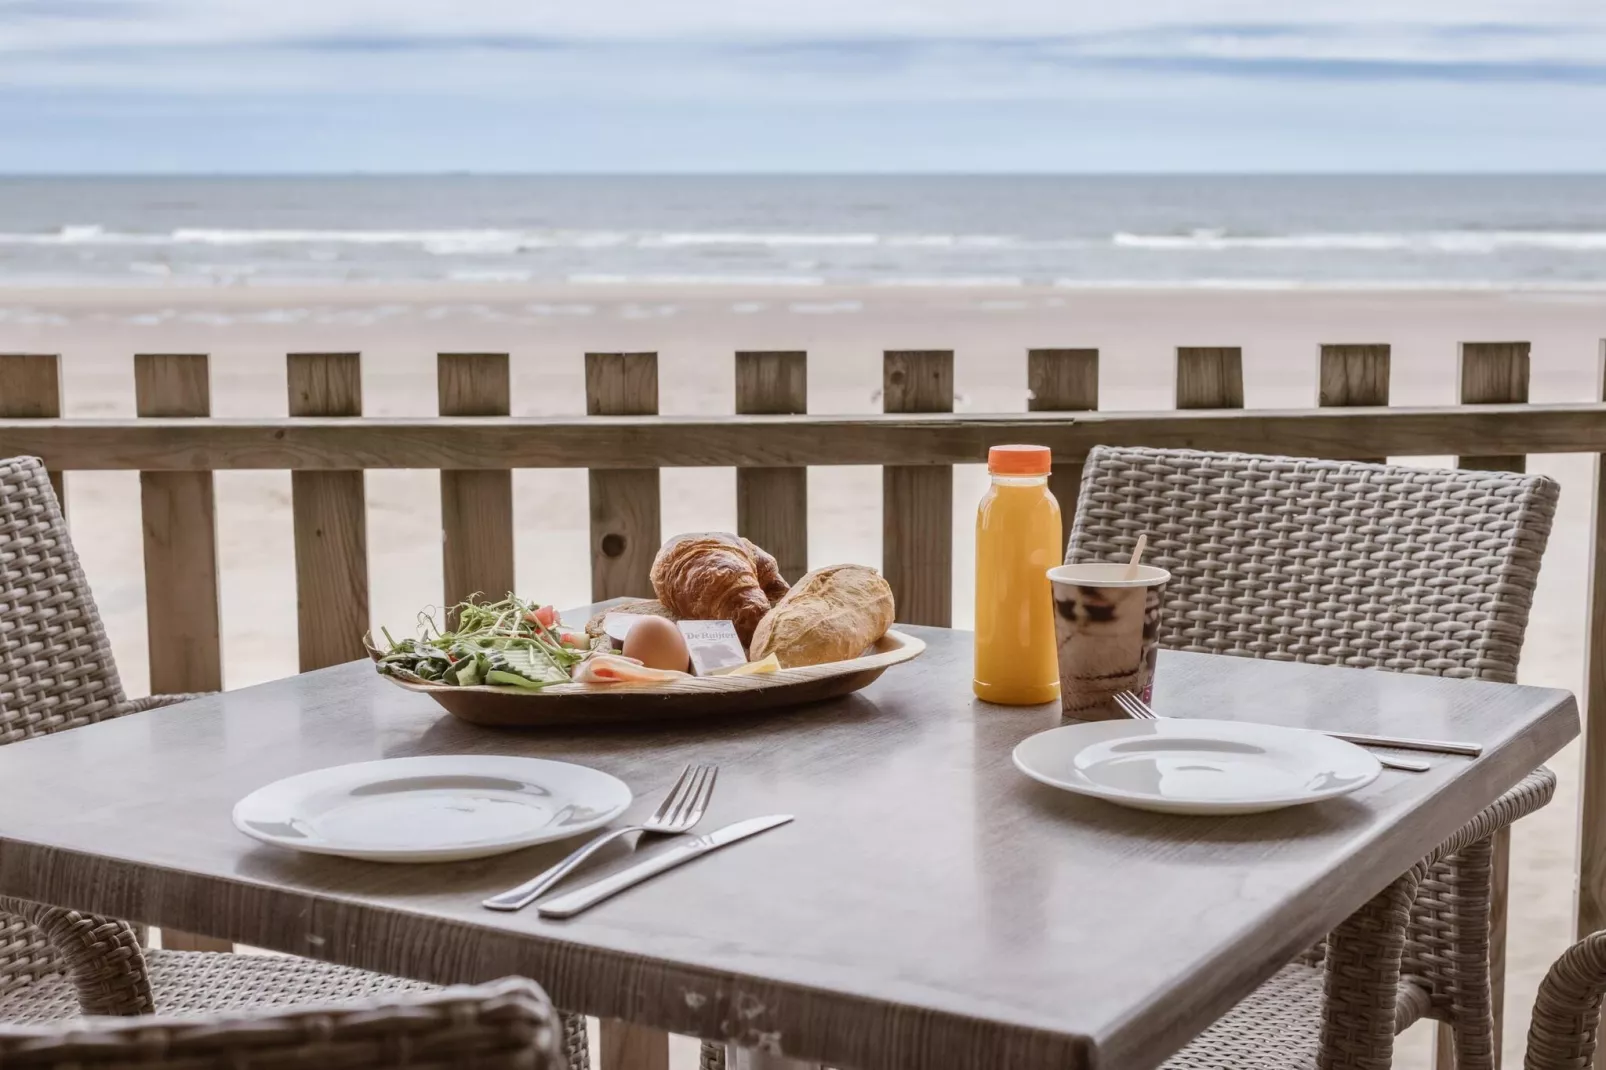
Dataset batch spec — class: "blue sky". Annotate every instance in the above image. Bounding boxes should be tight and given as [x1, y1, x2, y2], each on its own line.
[3, 1, 1605, 172]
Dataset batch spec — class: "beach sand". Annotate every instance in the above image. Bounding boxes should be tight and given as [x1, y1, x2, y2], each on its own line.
[5, 283, 1604, 1066]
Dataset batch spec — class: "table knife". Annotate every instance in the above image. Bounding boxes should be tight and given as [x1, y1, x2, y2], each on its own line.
[1324, 731, 1483, 757]
[536, 814, 794, 919]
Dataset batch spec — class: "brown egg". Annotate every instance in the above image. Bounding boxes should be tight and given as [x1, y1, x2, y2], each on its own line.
[621, 615, 689, 672]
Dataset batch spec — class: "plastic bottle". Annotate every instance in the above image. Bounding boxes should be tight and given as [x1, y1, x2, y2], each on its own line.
[973, 444, 1063, 705]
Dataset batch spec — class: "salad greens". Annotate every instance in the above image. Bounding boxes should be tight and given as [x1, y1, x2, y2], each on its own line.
[375, 595, 590, 690]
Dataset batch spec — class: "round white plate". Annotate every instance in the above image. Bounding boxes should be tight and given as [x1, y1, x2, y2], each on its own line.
[1012, 718, 1381, 815]
[233, 756, 632, 863]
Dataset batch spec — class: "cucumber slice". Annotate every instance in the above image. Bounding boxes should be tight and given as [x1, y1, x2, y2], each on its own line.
[486, 669, 546, 689]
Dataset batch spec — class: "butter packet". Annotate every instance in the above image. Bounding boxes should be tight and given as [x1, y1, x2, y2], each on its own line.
[678, 620, 749, 676]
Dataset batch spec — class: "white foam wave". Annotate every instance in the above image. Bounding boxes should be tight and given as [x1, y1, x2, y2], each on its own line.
[11, 224, 1606, 259]
[447, 269, 535, 283]
[1112, 229, 1606, 253]
[0, 226, 1021, 253]
[566, 273, 825, 286]
[644, 232, 879, 247]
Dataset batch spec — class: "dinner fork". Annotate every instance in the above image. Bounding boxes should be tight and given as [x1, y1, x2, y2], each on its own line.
[1111, 691, 1435, 774]
[483, 762, 718, 912]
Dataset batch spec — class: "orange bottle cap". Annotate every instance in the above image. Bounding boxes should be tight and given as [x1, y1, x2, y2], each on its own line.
[987, 444, 1051, 475]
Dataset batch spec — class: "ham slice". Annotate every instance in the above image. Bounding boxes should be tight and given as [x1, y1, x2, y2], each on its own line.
[571, 654, 691, 685]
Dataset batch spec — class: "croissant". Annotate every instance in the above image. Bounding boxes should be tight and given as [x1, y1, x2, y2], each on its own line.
[649, 533, 790, 644]
[743, 538, 791, 603]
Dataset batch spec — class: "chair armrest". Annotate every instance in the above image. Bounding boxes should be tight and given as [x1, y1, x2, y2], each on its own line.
[124, 692, 216, 713]
[1400, 766, 1557, 1026]
[0, 977, 563, 1069]
[0, 896, 152, 1015]
[1526, 931, 1606, 1070]
[1430, 766, 1557, 860]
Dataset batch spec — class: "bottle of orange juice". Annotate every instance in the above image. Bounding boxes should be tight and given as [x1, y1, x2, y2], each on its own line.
[973, 444, 1062, 705]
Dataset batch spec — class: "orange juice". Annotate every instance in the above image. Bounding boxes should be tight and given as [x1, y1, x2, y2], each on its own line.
[973, 445, 1062, 705]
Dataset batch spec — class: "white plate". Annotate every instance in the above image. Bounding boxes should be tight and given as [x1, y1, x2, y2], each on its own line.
[232, 756, 632, 863]
[1012, 719, 1381, 815]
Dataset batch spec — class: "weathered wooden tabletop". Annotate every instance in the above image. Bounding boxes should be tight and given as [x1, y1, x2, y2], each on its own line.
[0, 620, 1577, 1070]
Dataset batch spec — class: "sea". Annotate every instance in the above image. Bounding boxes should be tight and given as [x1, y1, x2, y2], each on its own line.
[1, 174, 1604, 290]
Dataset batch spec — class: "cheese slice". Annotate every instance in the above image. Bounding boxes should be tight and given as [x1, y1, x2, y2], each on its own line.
[723, 653, 781, 676]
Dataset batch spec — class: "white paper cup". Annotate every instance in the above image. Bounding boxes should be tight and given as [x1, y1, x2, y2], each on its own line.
[1045, 563, 1171, 720]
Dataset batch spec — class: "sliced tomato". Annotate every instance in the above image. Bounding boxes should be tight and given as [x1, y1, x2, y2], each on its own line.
[522, 604, 559, 629]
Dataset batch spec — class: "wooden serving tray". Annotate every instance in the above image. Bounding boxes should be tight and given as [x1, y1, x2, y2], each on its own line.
[372, 629, 925, 727]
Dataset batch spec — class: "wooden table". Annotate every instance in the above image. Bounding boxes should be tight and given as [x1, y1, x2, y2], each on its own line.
[0, 623, 1577, 1070]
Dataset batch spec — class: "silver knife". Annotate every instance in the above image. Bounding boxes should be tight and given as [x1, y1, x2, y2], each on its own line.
[535, 815, 794, 919]
[1324, 731, 1483, 757]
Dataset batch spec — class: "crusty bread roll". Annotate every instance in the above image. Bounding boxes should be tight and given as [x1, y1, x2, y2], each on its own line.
[749, 565, 895, 668]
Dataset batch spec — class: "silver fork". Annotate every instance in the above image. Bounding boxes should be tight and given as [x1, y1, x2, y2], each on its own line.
[483, 762, 718, 912]
[1112, 691, 1433, 774]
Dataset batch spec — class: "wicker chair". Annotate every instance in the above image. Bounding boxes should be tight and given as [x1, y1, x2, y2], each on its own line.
[0, 456, 589, 1069]
[1067, 445, 1561, 1070]
[0, 975, 562, 1068]
[1524, 931, 1606, 1070]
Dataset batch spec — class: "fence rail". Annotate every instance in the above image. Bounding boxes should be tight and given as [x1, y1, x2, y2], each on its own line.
[2, 341, 1603, 1070]
[5, 403, 1606, 470]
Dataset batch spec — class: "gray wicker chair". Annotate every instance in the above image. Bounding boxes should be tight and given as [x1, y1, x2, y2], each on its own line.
[0, 975, 562, 1068]
[1067, 445, 1561, 1070]
[1524, 931, 1606, 1070]
[0, 456, 590, 1068]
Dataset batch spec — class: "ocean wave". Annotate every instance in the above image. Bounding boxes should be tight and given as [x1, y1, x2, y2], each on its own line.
[565, 272, 826, 286]
[0, 225, 1015, 252]
[643, 231, 880, 247]
[9, 224, 1606, 257]
[1112, 229, 1606, 252]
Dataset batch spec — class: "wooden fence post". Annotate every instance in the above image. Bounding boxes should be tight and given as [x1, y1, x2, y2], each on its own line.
[288, 354, 368, 670]
[438, 354, 515, 611]
[883, 350, 954, 627]
[135, 353, 230, 954]
[586, 353, 661, 601]
[1455, 340, 1531, 1070]
[1176, 347, 1244, 409]
[0, 354, 65, 509]
[589, 357, 672, 1070]
[736, 352, 808, 583]
[1578, 342, 1606, 1070]
[1027, 349, 1098, 527]
[1317, 345, 1391, 462]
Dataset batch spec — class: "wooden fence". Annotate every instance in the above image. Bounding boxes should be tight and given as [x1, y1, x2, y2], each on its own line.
[1, 342, 1604, 1070]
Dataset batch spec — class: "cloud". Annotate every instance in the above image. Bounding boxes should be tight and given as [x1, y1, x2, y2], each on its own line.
[4, 3, 1605, 171]
[9, 21, 1606, 95]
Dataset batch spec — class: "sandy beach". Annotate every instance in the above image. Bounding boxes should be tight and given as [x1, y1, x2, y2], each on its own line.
[4, 282, 1603, 1065]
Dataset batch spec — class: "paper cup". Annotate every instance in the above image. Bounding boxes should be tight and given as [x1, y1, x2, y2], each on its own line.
[1046, 563, 1170, 720]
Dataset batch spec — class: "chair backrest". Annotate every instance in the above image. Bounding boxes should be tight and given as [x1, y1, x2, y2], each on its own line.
[0, 456, 132, 1000]
[1066, 446, 1559, 683]
[0, 976, 565, 1069]
[0, 455, 127, 745]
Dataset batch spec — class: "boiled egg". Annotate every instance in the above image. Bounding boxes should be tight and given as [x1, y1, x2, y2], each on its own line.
[621, 615, 690, 672]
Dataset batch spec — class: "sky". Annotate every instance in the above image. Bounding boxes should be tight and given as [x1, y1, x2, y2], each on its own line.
[3, 0, 1606, 173]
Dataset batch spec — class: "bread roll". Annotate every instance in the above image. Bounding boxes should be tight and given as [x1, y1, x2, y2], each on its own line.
[749, 565, 895, 668]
